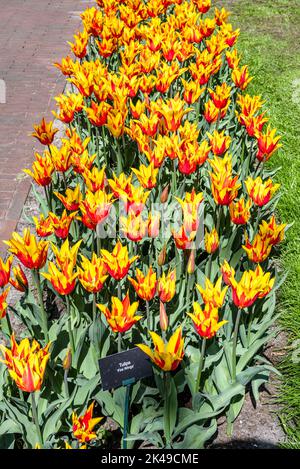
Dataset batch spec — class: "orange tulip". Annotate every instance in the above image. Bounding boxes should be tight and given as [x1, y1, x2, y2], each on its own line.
[23, 152, 54, 187]
[0, 334, 50, 392]
[158, 269, 176, 303]
[97, 292, 141, 333]
[4, 229, 48, 270]
[128, 266, 157, 301]
[245, 177, 280, 207]
[55, 185, 83, 211]
[188, 303, 227, 339]
[229, 197, 252, 225]
[48, 210, 77, 239]
[9, 265, 28, 293]
[33, 214, 54, 238]
[31, 118, 58, 146]
[137, 327, 184, 372]
[72, 402, 103, 443]
[101, 241, 138, 281]
[78, 253, 108, 293]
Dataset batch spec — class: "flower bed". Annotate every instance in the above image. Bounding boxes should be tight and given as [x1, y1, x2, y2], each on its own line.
[0, 0, 287, 449]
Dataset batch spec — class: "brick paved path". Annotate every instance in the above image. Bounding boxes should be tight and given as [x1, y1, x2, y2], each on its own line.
[0, 0, 93, 255]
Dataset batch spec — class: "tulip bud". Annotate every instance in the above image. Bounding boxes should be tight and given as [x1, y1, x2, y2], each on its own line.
[63, 348, 72, 371]
[159, 301, 168, 332]
[187, 249, 195, 274]
[160, 184, 169, 203]
[157, 244, 167, 266]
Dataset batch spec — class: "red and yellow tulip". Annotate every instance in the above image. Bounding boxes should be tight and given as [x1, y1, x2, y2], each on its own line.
[137, 327, 184, 372]
[72, 402, 103, 443]
[4, 229, 48, 270]
[101, 241, 138, 280]
[0, 334, 50, 392]
[97, 292, 141, 333]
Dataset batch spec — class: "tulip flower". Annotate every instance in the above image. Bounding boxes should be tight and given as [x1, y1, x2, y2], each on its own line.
[0, 334, 50, 392]
[97, 292, 141, 333]
[204, 228, 219, 254]
[83, 166, 106, 193]
[237, 93, 264, 119]
[84, 101, 111, 127]
[172, 226, 196, 250]
[78, 253, 108, 293]
[48, 210, 77, 239]
[158, 269, 176, 303]
[33, 214, 54, 238]
[72, 402, 103, 443]
[0, 287, 10, 319]
[232, 65, 253, 90]
[31, 118, 58, 146]
[207, 130, 231, 156]
[188, 303, 227, 339]
[229, 264, 275, 309]
[0, 255, 13, 287]
[204, 99, 220, 124]
[80, 190, 114, 227]
[42, 259, 78, 296]
[258, 215, 286, 246]
[256, 126, 282, 162]
[182, 79, 205, 104]
[120, 211, 148, 242]
[68, 29, 89, 59]
[55, 185, 83, 211]
[51, 239, 82, 269]
[107, 172, 133, 199]
[9, 265, 28, 293]
[196, 276, 228, 309]
[175, 189, 203, 234]
[242, 233, 272, 264]
[215, 6, 230, 26]
[54, 92, 83, 123]
[245, 177, 280, 207]
[229, 197, 252, 225]
[4, 229, 48, 270]
[209, 154, 241, 205]
[226, 49, 241, 69]
[160, 94, 192, 132]
[23, 152, 54, 187]
[221, 260, 236, 287]
[54, 55, 76, 76]
[49, 143, 73, 173]
[120, 184, 150, 215]
[137, 327, 184, 372]
[209, 83, 231, 110]
[131, 163, 158, 189]
[72, 149, 96, 174]
[101, 241, 138, 281]
[128, 266, 157, 302]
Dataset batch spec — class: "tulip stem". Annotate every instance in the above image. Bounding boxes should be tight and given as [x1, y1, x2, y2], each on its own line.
[146, 301, 150, 330]
[232, 308, 242, 382]
[64, 369, 70, 398]
[96, 234, 101, 257]
[163, 372, 172, 447]
[32, 270, 49, 343]
[31, 392, 43, 448]
[101, 126, 107, 167]
[116, 139, 123, 174]
[66, 295, 75, 358]
[118, 332, 122, 353]
[93, 292, 97, 323]
[195, 338, 206, 394]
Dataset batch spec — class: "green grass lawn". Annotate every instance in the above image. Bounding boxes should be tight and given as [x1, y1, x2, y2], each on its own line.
[213, 0, 300, 445]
